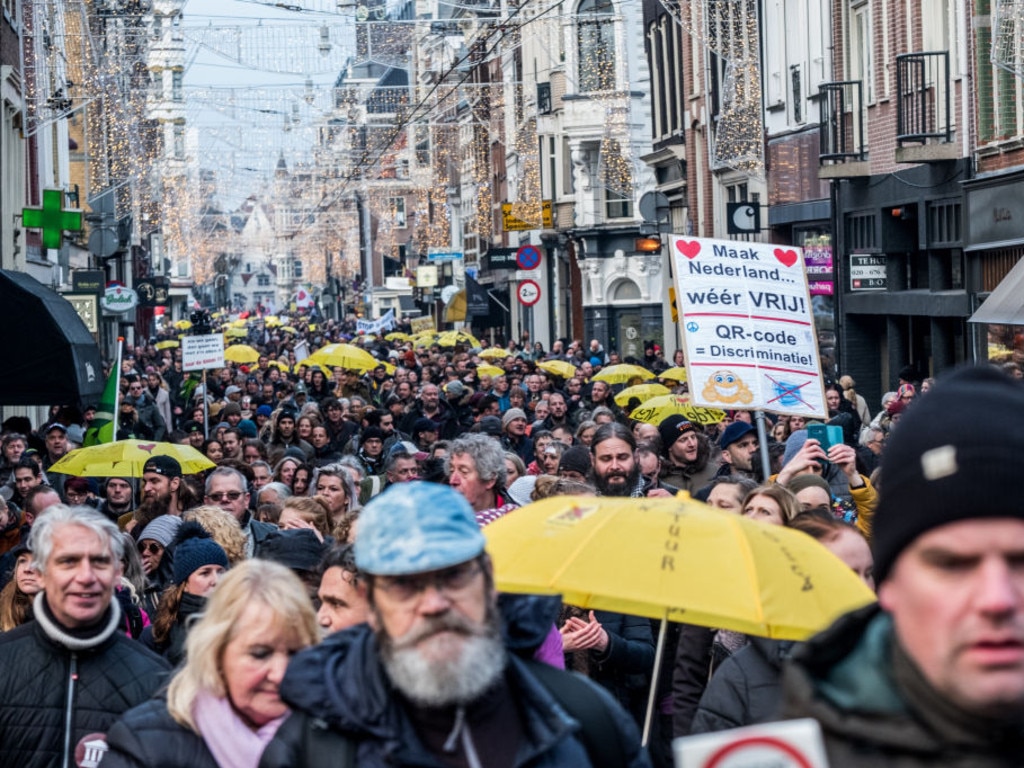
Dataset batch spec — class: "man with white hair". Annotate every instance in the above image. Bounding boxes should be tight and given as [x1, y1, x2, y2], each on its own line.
[263, 482, 650, 767]
[0, 506, 168, 767]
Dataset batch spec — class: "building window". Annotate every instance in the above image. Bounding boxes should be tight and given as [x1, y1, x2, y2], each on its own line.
[294, 260, 303, 279]
[257, 274, 270, 287]
[577, 0, 616, 93]
[172, 71, 183, 102]
[172, 125, 185, 159]
[849, 0, 874, 103]
[391, 197, 406, 227]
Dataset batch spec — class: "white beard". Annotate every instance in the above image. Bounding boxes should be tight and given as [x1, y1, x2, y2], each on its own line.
[381, 621, 506, 707]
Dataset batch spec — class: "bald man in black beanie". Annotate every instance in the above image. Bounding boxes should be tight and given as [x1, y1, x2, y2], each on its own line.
[779, 365, 1024, 767]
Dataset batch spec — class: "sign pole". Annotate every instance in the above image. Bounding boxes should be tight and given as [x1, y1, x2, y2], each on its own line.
[754, 409, 772, 481]
[202, 370, 209, 440]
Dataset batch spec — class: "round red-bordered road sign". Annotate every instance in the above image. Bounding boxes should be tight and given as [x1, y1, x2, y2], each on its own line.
[517, 279, 541, 306]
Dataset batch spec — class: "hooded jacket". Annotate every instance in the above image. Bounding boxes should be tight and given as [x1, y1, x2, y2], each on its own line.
[260, 623, 650, 768]
[780, 603, 1024, 767]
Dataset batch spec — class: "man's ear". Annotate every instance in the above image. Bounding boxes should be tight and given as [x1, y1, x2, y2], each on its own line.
[170, 477, 181, 495]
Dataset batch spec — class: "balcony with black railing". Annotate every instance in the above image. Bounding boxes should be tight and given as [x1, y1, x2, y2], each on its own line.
[895, 51, 959, 162]
[818, 80, 870, 178]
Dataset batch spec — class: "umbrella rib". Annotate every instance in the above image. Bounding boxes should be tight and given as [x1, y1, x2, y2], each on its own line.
[545, 510, 617, 595]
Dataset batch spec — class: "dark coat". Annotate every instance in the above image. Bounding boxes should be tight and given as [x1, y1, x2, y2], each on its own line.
[781, 603, 1024, 768]
[260, 623, 651, 768]
[690, 637, 794, 734]
[102, 698, 219, 768]
[0, 607, 169, 768]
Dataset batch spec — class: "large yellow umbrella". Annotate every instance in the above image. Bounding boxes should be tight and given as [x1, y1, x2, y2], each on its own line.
[47, 440, 216, 478]
[437, 330, 480, 348]
[659, 366, 688, 383]
[478, 348, 508, 361]
[385, 332, 413, 342]
[485, 494, 875, 744]
[485, 494, 875, 639]
[536, 360, 577, 379]
[476, 364, 504, 378]
[264, 316, 282, 327]
[305, 343, 379, 371]
[223, 344, 260, 364]
[229, 318, 248, 328]
[629, 394, 726, 427]
[173, 320, 192, 331]
[155, 340, 179, 350]
[224, 328, 248, 339]
[592, 363, 655, 385]
[614, 383, 670, 407]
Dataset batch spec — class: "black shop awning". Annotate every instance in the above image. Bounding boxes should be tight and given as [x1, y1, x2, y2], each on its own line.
[0, 270, 105, 406]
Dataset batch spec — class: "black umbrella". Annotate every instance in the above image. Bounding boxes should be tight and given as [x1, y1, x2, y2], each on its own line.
[0, 270, 104, 406]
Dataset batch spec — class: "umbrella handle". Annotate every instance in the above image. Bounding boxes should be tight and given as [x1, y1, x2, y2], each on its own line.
[642, 617, 668, 748]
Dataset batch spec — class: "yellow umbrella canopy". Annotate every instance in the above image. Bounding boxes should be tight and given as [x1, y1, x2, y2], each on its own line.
[478, 348, 508, 361]
[629, 394, 726, 427]
[659, 366, 689, 383]
[155, 340, 179, 350]
[386, 332, 413, 342]
[485, 494, 875, 640]
[224, 328, 248, 338]
[305, 343, 379, 371]
[264, 316, 282, 327]
[476, 364, 504, 377]
[47, 440, 216, 478]
[536, 360, 578, 379]
[592, 363, 656, 385]
[173, 320, 192, 331]
[281, 326, 298, 334]
[229, 318, 248, 328]
[614, 383, 671, 407]
[437, 330, 481, 348]
[224, 344, 261, 364]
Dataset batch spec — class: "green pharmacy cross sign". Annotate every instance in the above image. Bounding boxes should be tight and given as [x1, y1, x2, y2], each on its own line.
[22, 189, 83, 250]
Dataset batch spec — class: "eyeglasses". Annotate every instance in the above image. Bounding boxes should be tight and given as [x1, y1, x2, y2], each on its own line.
[207, 490, 244, 502]
[138, 541, 162, 556]
[374, 560, 482, 604]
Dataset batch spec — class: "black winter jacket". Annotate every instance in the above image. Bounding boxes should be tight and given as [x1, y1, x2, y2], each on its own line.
[690, 637, 794, 734]
[0, 599, 170, 768]
[102, 698, 220, 768]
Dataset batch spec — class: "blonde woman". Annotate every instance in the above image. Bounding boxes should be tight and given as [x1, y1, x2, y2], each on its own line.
[183, 505, 248, 566]
[103, 560, 319, 768]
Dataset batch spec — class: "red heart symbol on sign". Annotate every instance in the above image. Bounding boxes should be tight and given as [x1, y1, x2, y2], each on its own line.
[774, 248, 799, 267]
[676, 240, 701, 259]
[138, 444, 156, 453]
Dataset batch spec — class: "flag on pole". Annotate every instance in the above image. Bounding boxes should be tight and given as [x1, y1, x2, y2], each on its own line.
[84, 339, 122, 446]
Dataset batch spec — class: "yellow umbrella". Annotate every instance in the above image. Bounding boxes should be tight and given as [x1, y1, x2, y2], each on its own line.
[614, 383, 670, 407]
[485, 493, 875, 744]
[264, 316, 282, 327]
[305, 343, 379, 371]
[659, 366, 689, 383]
[437, 330, 480, 348]
[155, 340, 179, 350]
[266, 360, 288, 371]
[223, 344, 261, 364]
[47, 440, 216, 478]
[229, 318, 248, 328]
[281, 326, 298, 334]
[476, 364, 504, 377]
[629, 394, 727, 427]
[485, 494, 875, 639]
[224, 328, 247, 338]
[478, 348, 508, 361]
[536, 360, 577, 379]
[386, 332, 413, 342]
[592, 364, 655, 385]
[173, 320, 192, 331]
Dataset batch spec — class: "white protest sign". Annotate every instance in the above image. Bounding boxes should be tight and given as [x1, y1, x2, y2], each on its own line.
[674, 718, 830, 768]
[671, 236, 826, 417]
[181, 334, 226, 371]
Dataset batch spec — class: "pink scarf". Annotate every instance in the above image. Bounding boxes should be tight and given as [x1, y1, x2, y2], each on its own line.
[192, 689, 288, 768]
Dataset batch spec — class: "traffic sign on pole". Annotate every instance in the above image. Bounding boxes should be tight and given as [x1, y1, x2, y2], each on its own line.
[517, 279, 541, 306]
[516, 244, 541, 270]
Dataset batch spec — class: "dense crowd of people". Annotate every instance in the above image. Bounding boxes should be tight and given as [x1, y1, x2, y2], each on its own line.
[1, 313, 1023, 768]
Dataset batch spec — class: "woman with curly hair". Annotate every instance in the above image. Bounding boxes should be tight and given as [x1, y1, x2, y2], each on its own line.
[182, 506, 248, 567]
[141, 522, 229, 666]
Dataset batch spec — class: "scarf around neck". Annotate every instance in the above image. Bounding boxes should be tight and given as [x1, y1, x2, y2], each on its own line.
[192, 689, 288, 768]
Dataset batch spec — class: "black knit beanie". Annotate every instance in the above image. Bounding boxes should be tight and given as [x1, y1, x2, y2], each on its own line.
[872, 365, 1024, 584]
[172, 521, 229, 585]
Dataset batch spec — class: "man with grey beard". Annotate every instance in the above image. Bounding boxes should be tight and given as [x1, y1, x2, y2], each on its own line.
[261, 482, 651, 768]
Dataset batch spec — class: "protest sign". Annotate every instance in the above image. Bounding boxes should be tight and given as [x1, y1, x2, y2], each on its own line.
[671, 236, 826, 417]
